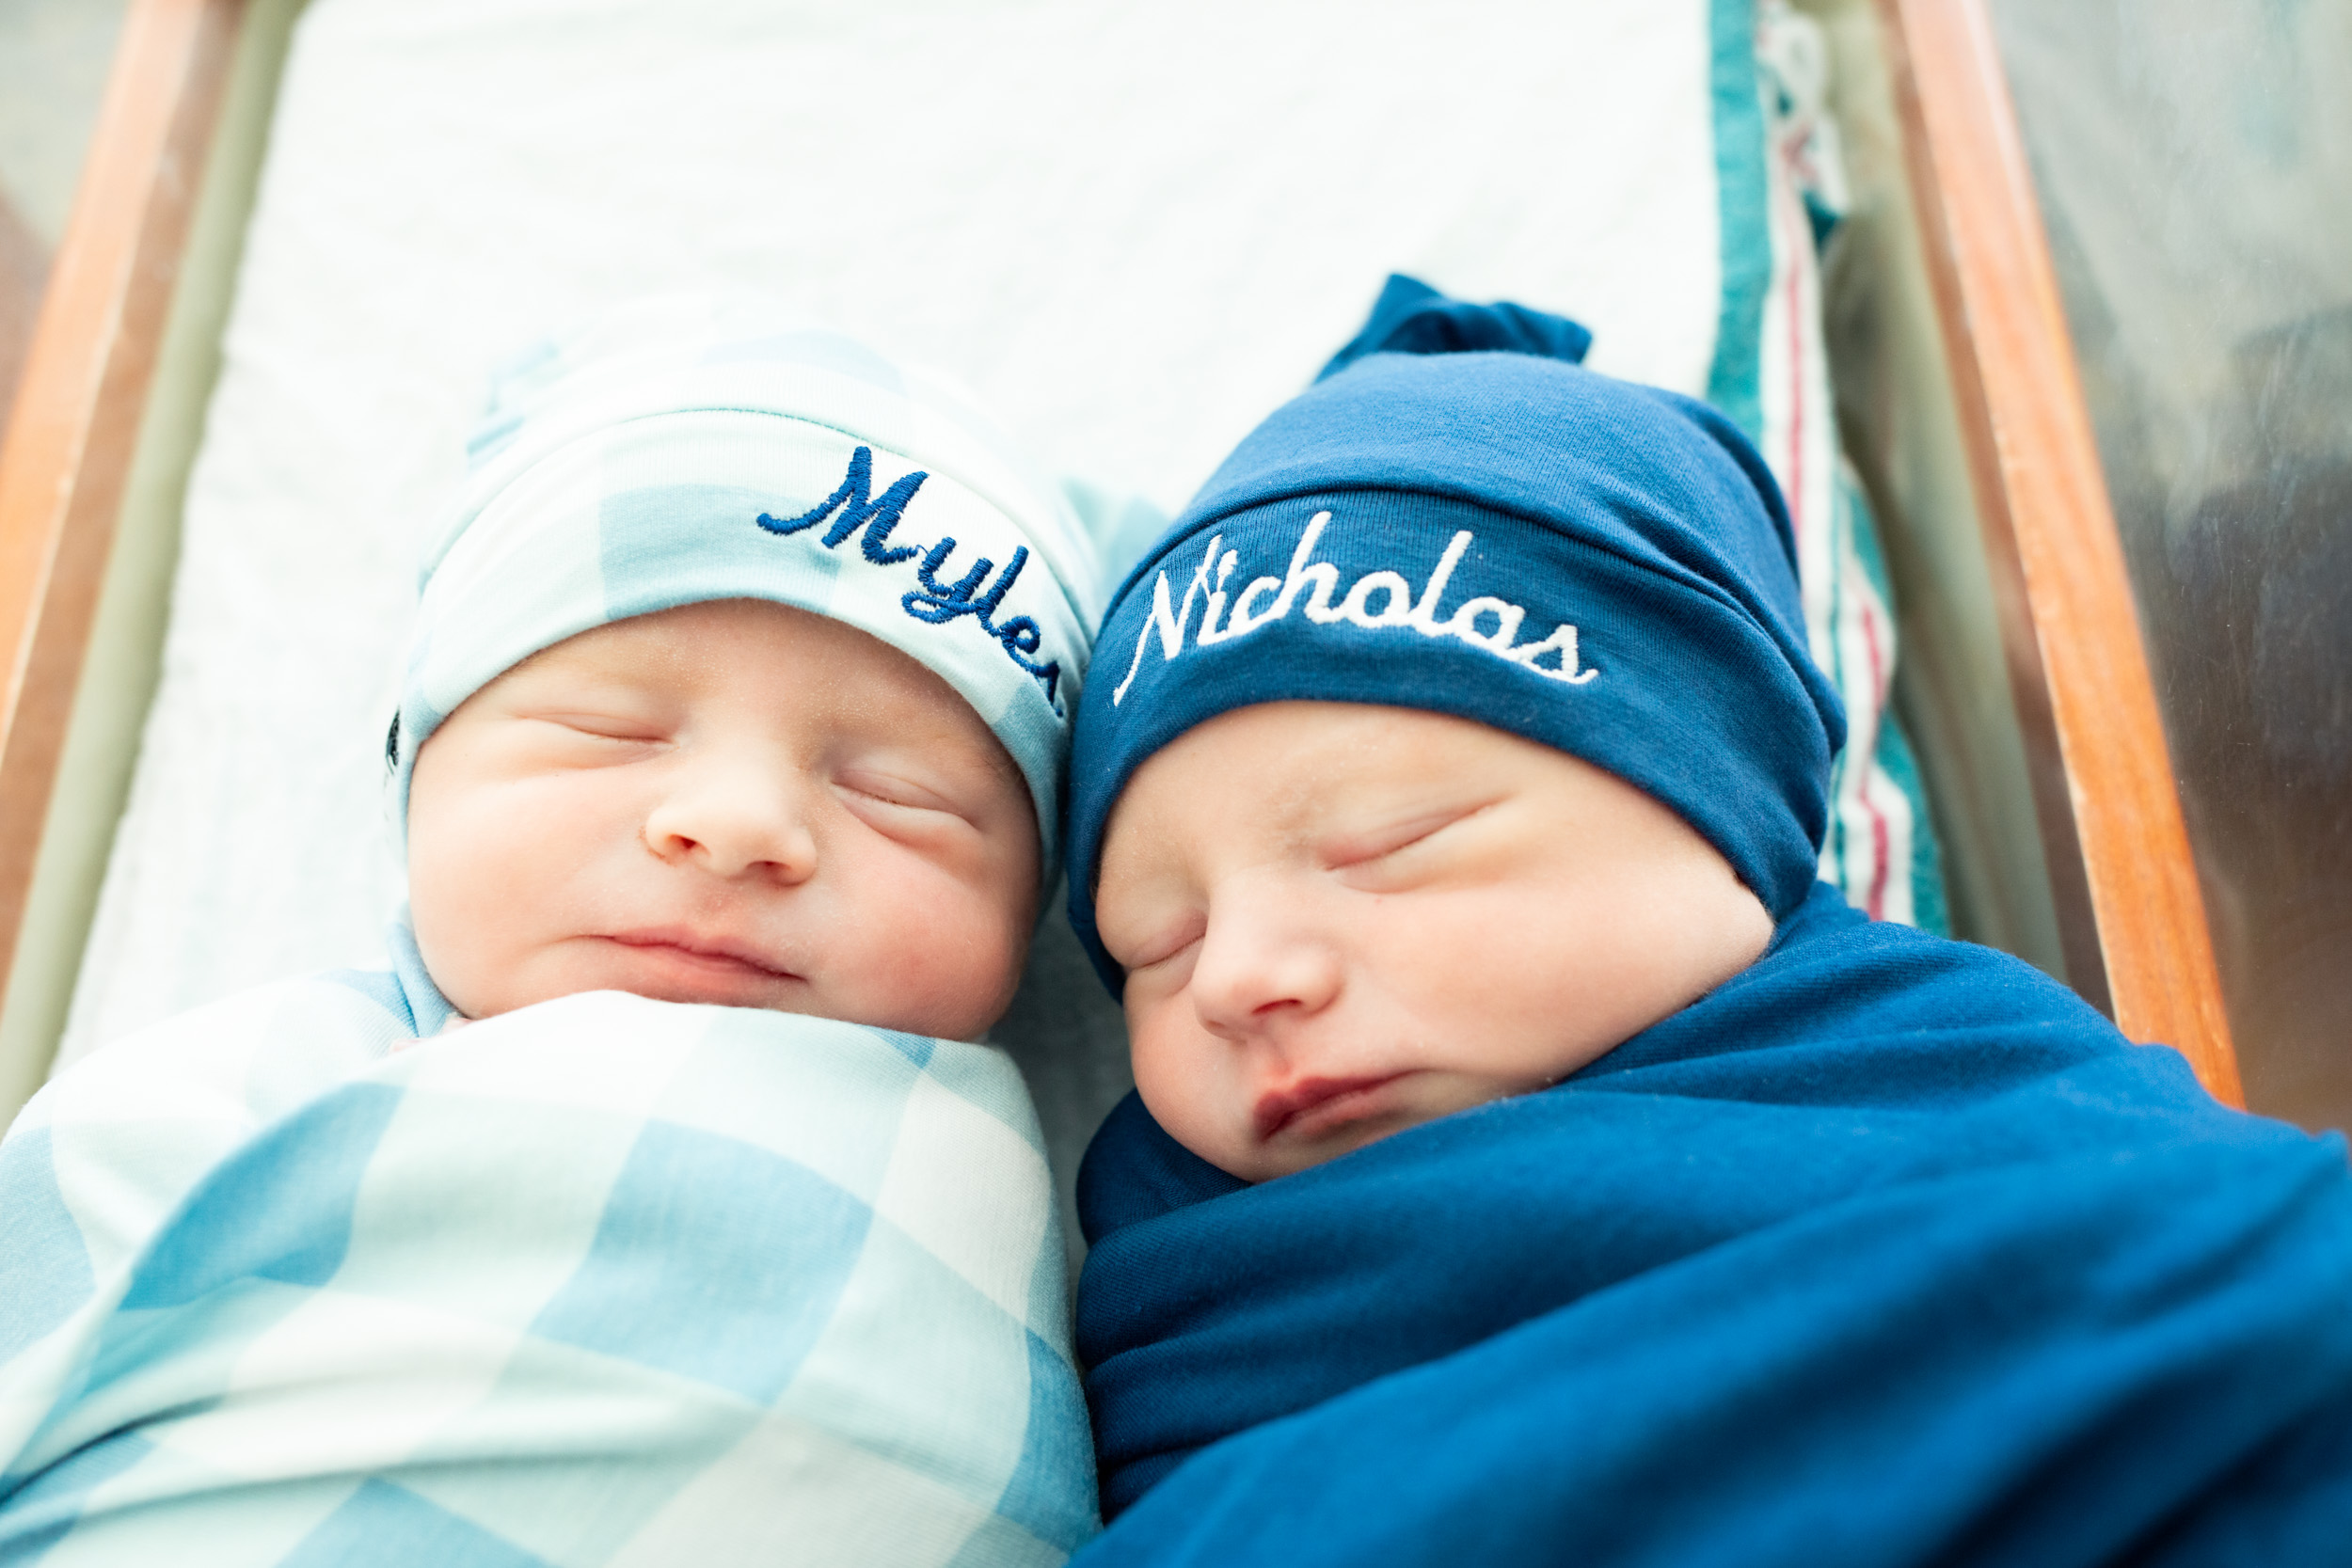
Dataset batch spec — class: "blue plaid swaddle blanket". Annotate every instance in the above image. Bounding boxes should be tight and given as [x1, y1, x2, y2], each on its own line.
[0, 977, 1097, 1565]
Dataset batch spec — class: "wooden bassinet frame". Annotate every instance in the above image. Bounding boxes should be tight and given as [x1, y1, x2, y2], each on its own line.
[0, 0, 2241, 1123]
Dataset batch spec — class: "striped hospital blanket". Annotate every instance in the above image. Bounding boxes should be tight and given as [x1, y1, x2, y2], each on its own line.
[0, 978, 1096, 1566]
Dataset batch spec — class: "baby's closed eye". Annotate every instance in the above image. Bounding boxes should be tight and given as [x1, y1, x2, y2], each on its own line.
[1107, 911, 1207, 974]
[830, 759, 1009, 846]
[526, 710, 671, 745]
[834, 768, 962, 815]
[1319, 798, 1502, 881]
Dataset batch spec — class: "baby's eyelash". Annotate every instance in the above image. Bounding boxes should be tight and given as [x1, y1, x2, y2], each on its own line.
[532, 713, 666, 744]
[845, 784, 935, 811]
[835, 770, 960, 816]
[1322, 801, 1495, 869]
[1119, 921, 1205, 974]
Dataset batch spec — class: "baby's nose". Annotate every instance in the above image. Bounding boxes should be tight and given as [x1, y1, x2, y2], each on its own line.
[643, 761, 818, 883]
[1189, 905, 1343, 1041]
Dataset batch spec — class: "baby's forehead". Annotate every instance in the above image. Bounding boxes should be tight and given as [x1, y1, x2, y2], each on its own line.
[519, 598, 925, 683]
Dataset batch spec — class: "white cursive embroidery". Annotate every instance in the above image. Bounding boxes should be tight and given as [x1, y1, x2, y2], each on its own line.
[1110, 511, 1599, 705]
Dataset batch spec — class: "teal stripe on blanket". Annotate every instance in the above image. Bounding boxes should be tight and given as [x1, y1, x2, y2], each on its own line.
[1707, 0, 1770, 441]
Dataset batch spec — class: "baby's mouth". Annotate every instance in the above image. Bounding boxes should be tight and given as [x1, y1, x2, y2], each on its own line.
[599, 927, 802, 984]
[1253, 1073, 1410, 1142]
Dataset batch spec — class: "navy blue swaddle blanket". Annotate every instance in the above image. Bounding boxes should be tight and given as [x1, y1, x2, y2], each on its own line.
[1073, 893, 2352, 1564]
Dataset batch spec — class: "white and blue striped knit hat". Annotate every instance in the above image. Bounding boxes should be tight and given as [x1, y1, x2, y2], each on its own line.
[389, 295, 1102, 880]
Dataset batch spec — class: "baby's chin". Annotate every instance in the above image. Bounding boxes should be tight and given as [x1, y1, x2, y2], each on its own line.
[1252, 1111, 1429, 1180]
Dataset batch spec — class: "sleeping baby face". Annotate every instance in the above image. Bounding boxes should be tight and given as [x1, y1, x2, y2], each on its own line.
[406, 598, 1041, 1037]
[1094, 701, 1773, 1180]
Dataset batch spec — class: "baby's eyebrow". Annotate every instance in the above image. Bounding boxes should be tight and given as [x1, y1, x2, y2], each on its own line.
[490, 647, 656, 696]
[501, 681, 668, 718]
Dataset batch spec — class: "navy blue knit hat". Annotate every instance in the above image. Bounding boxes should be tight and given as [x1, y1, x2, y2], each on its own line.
[1066, 277, 1846, 990]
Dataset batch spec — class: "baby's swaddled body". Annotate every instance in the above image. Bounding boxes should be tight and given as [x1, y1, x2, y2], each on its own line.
[0, 982, 1091, 1567]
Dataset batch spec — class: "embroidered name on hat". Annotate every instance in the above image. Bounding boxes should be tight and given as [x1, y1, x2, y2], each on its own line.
[1111, 511, 1599, 705]
[757, 446, 1063, 711]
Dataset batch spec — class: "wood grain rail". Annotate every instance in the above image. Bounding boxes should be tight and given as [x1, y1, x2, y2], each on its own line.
[0, 0, 246, 1023]
[1876, 0, 2242, 1101]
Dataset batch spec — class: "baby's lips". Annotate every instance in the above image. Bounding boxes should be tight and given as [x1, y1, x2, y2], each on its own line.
[599, 926, 804, 981]
[1252, 1072, 1408, 1141]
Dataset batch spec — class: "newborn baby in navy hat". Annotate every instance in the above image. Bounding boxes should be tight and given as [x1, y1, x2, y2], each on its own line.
[1061, 279, 2352, 1566]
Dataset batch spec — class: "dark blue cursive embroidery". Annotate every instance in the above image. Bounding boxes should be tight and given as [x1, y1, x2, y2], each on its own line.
[756, 447, 1062, 712]
[756, 445, 926, 563]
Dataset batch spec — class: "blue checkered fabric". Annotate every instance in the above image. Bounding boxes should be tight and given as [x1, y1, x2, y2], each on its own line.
[0, 978, 1097, 1565]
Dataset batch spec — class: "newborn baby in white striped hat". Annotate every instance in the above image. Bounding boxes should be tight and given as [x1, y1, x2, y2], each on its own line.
[0, 297, 1102, 1567]
[391, 297, 1096, 1040]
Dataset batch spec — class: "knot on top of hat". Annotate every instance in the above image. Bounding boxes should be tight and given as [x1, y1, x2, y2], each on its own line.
[1318, 274, 1595, 383]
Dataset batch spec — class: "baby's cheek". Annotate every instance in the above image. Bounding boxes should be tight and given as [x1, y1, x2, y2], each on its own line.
[405, 847, 497, 1015]
[1126, 1007, 1238, 1161]
[851, 875, 1030, 1036]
